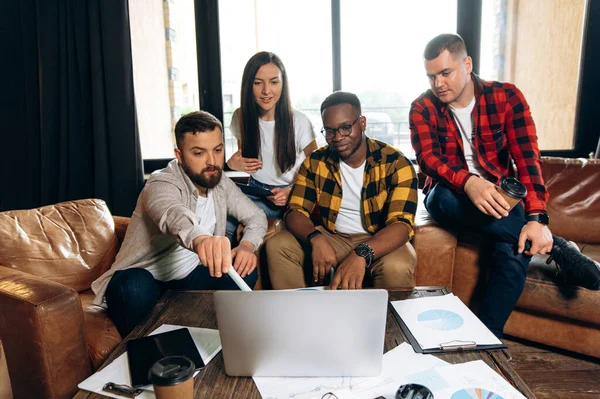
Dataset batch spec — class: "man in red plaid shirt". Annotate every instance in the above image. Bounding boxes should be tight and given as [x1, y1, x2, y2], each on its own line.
[410, 33, 599, 338]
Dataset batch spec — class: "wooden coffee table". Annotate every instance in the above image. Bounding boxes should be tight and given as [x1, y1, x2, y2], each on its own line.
[74, 288, 536, 398]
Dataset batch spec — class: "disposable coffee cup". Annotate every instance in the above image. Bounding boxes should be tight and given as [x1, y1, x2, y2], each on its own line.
[148, 356, 195, 399]
[496, 177, 527, 211]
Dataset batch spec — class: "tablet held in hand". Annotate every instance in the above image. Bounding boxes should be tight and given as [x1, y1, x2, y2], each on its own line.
[235, 183, 274, 198]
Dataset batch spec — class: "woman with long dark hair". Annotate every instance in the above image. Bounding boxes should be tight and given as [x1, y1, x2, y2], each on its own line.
[227, 52, 317, 222]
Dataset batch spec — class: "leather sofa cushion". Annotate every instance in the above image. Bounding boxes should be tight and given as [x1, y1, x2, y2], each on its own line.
[79, 290, 122, 369]
[518, 242, 600, 325]
[581, 243, 600, 263]
[452, 236, 600, 326]
[515, 276, 600, 326]
[414, 190, 458, 288]
[413, 224, 457, 287]
[0, 199, 119, 292]
[542, 157, 600, 244]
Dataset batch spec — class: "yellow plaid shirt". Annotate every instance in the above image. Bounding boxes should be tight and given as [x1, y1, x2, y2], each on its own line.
[286, 138, 418, 239]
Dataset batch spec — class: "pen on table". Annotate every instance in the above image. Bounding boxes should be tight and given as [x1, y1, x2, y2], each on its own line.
[329, 267, 335, 285]
[227, 266, 252, 291]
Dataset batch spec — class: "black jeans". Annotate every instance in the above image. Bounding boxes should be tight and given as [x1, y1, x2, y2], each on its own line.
[105, 266, 258, 337]
[424, 184, 531, 338]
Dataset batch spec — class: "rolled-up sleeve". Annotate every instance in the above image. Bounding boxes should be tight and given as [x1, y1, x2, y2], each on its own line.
[504, 86, 547, 213]
[285, 157, 317, 220]
[385, 160, 419, 240]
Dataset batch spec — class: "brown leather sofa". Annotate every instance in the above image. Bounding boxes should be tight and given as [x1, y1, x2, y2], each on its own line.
[255, 157, 600, 358]
[0, 199, 126, 399]
[0, 198, 275, 399]
[414, 156, 600, 358]
[0, 157, 597, 398]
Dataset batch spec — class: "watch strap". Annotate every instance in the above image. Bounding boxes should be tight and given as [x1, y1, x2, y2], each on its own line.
[306, 229, 322, 244]
[526, 211, 549, 225]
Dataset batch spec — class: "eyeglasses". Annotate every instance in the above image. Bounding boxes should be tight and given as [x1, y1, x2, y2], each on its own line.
[320, 116, 361, 140]
[396, 383, 434, 399]
[321, 383, 433, 399]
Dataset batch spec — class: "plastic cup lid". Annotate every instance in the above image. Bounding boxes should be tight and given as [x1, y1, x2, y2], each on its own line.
[500, 177, 527, 199]
[148, 356, 195, 386]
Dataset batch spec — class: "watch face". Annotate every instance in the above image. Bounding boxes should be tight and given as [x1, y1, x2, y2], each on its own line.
[356, 244, 369, 257]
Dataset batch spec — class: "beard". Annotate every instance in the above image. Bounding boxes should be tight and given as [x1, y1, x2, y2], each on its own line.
[184, 164, 223, 189]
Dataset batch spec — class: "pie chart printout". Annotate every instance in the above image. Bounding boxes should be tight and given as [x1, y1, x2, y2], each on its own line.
[450, 388, 504, 399]
[417, 309, 464, 330]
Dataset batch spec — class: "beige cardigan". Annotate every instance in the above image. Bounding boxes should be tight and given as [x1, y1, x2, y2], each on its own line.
[91, 160, 267, 304]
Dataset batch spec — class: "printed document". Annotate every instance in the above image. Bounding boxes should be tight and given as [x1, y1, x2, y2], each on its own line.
[77, 324, 221, 399]
[253, 343, 448, 399]
[391, 293, 501, 350]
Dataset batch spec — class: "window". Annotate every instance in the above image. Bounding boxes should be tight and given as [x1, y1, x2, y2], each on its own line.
[133, 0, 597, 169]
[130, 0, 200, 160]
[479, 0, 587, 151]
[340, 0, 457, 159]
[218, 0, 333, 155]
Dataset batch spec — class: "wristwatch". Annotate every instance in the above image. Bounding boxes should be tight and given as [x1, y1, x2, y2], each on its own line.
[526, 211, 549, 225]
[306, 229, 322, 244]
[354, 243, 375, 270]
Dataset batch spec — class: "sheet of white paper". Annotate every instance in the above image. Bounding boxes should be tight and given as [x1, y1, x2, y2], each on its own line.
[77, 324, 221, 399]
[331, 356, 527, 399]
[391, 294, 501, 350]
[431, 360, 526, 399]
[253, 343, 448, 399]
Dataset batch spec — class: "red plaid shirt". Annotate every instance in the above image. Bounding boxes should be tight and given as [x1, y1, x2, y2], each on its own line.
[409, 74, 547, 213]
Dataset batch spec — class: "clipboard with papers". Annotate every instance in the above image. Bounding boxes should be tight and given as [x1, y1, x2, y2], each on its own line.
[389, 290, 506, 354]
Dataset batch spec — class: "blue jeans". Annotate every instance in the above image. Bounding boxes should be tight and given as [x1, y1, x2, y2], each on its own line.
[424, 184, 531, 338]
[226, 176, 287, 240]
[105, 265, 258, 337]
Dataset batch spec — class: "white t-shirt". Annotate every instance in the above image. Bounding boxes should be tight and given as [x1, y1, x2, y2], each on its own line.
[230, 108, 316, 185]
[145, 192, 216, 282]
[449, 97, 487, 177]
[335, 160, 368, 234]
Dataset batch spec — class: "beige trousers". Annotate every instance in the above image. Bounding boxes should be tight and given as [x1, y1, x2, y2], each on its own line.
[266, 226, 416, 289]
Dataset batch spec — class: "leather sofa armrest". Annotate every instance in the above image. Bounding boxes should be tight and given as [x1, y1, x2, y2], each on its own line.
[0, 338, 12, 399]
[113, 216, 130, 244]
[0, 267, 92, 399]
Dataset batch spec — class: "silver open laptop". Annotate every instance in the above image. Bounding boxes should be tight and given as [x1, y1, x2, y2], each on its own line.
[213, 289, 388, 377]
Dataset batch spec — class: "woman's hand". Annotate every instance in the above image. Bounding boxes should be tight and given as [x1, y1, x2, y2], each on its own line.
[227, 150, 262, 173]
[268, 186, 291, 207]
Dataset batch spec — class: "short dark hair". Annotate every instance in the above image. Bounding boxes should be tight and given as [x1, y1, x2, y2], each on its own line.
[423, 33, 468, 61]
[320, 91, 362, 115]
[174, 111, 223, 149]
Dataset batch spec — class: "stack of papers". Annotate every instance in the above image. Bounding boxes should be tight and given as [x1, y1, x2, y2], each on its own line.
[77, 324, 221, 399]
[254, 343, 526, 399]
[391, 293, 502, 351]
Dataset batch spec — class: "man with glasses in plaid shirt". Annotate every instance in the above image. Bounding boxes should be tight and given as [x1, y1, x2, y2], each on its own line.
[266, 91, 418, 290]
[410, 33, 600, 338]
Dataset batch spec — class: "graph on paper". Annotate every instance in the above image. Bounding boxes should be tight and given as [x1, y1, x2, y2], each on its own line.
[417, 309, 464, 331]
[390, 294, 503, 350]
[451, 387, 504, 399]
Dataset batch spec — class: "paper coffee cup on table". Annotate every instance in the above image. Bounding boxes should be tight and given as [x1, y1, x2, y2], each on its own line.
[496, 177, 527, 211]
[149, 356, 195, 399]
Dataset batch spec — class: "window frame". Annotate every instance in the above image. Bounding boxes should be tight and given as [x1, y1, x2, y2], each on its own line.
[143, 0, 600, 174]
